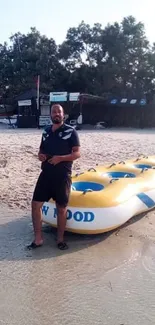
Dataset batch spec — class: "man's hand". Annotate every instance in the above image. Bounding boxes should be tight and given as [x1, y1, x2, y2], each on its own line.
[48, 156, 62, 165]
[38, 153, 47, 162]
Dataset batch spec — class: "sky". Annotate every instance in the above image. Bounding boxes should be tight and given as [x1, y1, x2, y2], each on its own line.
[0, 0, 155, 45]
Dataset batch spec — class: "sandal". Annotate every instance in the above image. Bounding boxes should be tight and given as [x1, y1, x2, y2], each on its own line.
[57, 242, 68, 250]
[27, 242, 43, 250]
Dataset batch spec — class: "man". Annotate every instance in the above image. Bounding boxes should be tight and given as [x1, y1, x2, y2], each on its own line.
[27, 104, 81, 250]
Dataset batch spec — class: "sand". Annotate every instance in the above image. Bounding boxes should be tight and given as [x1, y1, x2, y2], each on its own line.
[1, 127, 155, 210]
[0, 127, 155, 324]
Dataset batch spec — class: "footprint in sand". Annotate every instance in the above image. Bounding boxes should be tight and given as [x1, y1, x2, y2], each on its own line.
[0, 159, 7, 168]
[141, 245, 155, 275]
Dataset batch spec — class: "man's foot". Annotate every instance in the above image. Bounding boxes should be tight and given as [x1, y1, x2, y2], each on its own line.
[27, 241, 43, 250]
[57, 242, 68, 250]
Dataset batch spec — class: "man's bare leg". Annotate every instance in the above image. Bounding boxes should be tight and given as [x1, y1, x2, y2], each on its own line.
[56, 204, 68, 249]
[27, 200, 44, 248]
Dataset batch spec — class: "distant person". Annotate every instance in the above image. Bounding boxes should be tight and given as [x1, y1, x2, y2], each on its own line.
[77, 112, 83, 125]
[77, 112, 83, 130]
[27, 104, 81, 250]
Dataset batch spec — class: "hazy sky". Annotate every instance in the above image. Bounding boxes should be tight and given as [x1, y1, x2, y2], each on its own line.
[0, 0, 154, 45]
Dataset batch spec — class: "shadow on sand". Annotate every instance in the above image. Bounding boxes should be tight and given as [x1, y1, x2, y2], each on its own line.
[0, 207, 153, 262]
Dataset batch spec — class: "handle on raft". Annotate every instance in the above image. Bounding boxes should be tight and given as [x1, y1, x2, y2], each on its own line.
[109, 163, 116, 168]
[124, 174, 130, 178]
[136, 155, 148, 161]
[75, 172, 84, 177]
[87, 168, 97, 172]
[140, 168, 148, 173]
[110, 178, 119, 183]
[118, 161, 125, 164]
[82, 189, 93, 194]
[139, 154, 148, 159]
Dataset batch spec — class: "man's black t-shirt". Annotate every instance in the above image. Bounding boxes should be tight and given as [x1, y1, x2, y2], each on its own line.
[39, 123, 80, 175]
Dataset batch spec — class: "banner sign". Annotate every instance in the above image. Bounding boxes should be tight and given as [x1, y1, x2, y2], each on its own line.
[110, 99, 118, 104]
[39, 116, 51, 127]
[140, 99, 146, 105]
[120, 98, 127, 103]
[69, 92, 80, 101]
[110, 98, 147, 106]
[49, 92, 67, 102]
[130, 99, 137, 104]
[18, 100, 31, 106]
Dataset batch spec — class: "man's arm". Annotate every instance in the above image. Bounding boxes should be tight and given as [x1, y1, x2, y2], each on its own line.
[60, 146, 80, 162]
[38, 129, 47, 161]
[39, 131, 45, 154]
[39, 127, 51, 154]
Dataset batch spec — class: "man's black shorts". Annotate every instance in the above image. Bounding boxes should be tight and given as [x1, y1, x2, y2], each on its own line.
[32, 171, 72, 207]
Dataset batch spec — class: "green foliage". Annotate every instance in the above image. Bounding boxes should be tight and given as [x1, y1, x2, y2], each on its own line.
[0, 16, 155, 98]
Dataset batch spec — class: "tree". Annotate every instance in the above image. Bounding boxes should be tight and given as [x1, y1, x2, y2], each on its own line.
[0, 27, 69, 97]
[0, 16, 155, 99]
[59, 16, 155, 96]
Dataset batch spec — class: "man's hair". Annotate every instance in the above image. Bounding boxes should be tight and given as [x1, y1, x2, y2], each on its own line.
[51, 104, 64, 113]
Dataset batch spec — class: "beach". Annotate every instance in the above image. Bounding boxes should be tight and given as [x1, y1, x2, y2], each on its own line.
[0, 127, 155, 325]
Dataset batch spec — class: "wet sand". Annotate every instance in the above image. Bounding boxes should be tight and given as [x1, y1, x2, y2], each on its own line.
[0, 128, 155, 324]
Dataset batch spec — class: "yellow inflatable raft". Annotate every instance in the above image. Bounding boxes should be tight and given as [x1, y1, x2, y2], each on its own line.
[42, 155, 155, 234]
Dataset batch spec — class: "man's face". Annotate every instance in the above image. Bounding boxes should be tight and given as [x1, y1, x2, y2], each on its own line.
[51, 105, 64, 124]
